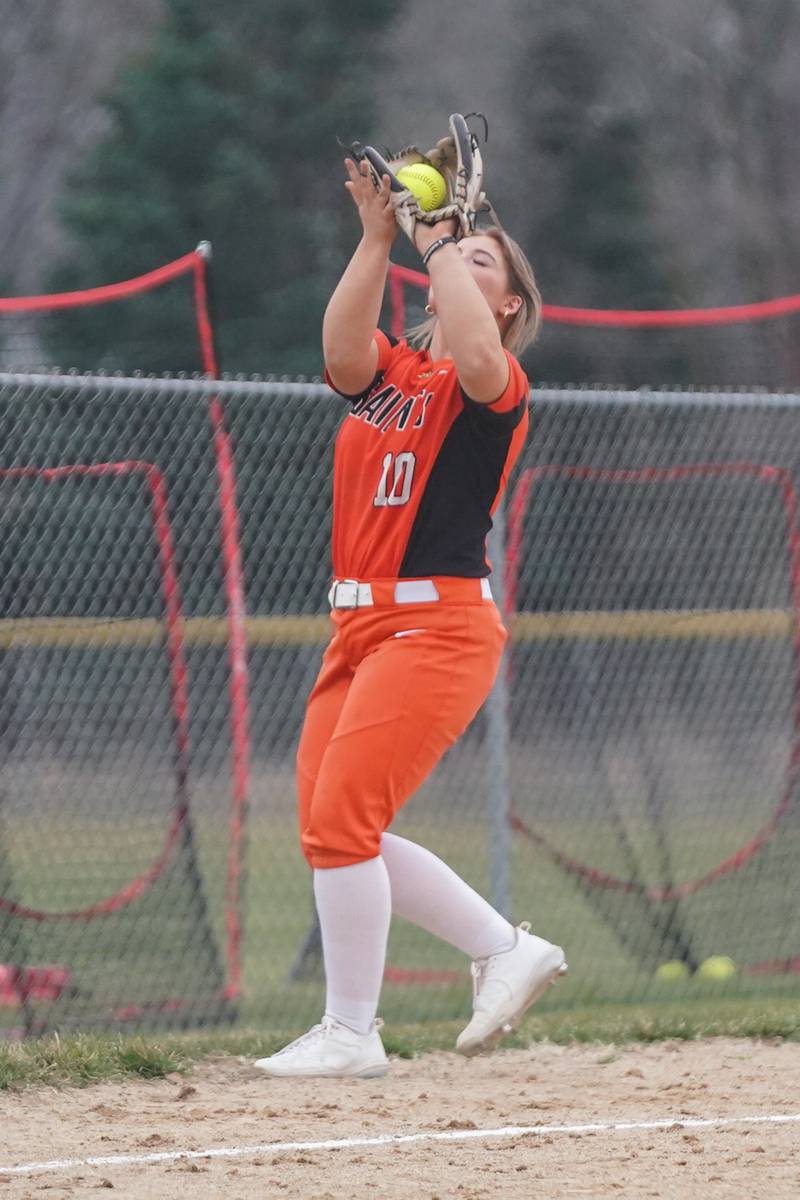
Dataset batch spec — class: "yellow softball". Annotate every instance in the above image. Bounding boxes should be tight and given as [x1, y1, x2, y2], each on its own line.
[697, 955, 737, 981]
[655, 960, 689, 982]
[396, 164, 447, 212]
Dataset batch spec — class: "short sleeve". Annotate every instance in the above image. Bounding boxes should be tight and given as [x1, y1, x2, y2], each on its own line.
[374, 329, 400, 370]
[324, 331, 400, 403]
[461, 350, 530, 432]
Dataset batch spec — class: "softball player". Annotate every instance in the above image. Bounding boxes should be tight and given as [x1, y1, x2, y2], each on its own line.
[255, 159, 566, 1079]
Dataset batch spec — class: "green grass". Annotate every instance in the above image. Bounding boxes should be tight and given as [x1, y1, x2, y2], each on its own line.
[2, 995, 798, 1091]
[0, 1032, 189, 1091]
[3, 794, 799, 1038]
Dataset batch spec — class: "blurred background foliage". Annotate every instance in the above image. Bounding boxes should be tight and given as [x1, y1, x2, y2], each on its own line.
[44, 0, 397, 375]
[1, 0, 799, 384]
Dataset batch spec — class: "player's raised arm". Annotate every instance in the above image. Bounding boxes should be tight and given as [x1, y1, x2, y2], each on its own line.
[322, 159, 397, 396]
[415, 220, 518, 405]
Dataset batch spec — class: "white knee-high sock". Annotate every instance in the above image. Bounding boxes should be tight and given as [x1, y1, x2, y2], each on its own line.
[381, 832, 516, 960]
[313, 857, 392, 1035]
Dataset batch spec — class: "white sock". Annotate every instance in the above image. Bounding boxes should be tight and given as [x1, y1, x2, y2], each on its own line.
[380, 833, 516, 960]
[313, 857, 392, 1036]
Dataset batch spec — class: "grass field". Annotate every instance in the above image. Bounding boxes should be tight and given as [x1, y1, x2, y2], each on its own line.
[1, 780, 799, 1091]
[2, 994, 800, 1090]
[3, 779, 798, 1042]
[3, 616, 797, 1036]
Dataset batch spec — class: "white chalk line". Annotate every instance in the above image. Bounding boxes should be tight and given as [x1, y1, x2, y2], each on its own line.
[2, 1112, 800, 1178]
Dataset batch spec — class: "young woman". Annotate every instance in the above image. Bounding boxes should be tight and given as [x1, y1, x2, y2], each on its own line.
[255, 159, 566, 1079]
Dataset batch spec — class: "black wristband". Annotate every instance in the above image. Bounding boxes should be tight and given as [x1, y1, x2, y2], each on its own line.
[421, 235, 457, 267]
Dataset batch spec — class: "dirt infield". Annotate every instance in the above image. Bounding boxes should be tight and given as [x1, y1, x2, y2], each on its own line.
[1, 1038, 799, 1198]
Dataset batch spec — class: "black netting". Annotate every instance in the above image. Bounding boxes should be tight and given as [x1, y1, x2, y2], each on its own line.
[1, 377, 799, 1036]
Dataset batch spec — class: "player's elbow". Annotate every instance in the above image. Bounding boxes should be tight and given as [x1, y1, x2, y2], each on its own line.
[455, 345, 510, 406]
[323, 332, 379, 397]
[325, 359, 376, 397]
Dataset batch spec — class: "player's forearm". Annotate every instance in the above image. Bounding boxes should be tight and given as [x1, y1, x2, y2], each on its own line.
[426, 244, 504, 371]
[323, 236, 390, 369]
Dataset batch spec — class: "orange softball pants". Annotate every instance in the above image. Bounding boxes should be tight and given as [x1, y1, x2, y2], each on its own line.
[297, 579, 507, 868]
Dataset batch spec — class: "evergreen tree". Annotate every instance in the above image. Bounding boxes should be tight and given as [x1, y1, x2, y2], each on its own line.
[49, 0, 398, 374]
[514, 11, 686, 386]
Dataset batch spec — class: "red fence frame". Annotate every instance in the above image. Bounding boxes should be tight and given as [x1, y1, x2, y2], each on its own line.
[0, 248, 249, 1000]
[505, 462, 800, 902]
[0, 462, 191, 922]
[388, 262, 800, 337]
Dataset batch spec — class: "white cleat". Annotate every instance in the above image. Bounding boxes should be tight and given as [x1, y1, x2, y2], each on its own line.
[456, 923, 567, 1057]
[253, 1017, 388, 1079]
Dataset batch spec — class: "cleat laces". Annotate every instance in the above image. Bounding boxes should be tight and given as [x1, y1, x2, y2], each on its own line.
[274, 1015, 384, 1058]
[470, 923, 531, 1011]
[273, 1017, 337, 1057]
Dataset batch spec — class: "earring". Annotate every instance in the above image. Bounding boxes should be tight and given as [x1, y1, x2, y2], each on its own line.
[425, 304, 434, 315]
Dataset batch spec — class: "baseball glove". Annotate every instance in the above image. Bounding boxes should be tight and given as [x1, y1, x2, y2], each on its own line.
[347, 113, 488, 244]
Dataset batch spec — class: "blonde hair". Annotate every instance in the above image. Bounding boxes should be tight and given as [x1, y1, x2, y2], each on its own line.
[406, 225, 542, 357]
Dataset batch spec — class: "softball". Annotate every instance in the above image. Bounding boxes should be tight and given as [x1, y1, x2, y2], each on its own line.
[396, 164, 447, 212]
[655, 960, 689, 982]
[697, 955, 737, 981]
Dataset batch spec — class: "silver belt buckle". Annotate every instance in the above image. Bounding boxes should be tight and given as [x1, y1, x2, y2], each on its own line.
[330, 579, 360, 609]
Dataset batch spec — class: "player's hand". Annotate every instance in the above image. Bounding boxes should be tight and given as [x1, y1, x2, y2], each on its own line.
[344, 158, 397, 249]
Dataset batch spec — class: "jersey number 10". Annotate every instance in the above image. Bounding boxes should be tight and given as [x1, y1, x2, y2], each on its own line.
[374, 451, 416, 507]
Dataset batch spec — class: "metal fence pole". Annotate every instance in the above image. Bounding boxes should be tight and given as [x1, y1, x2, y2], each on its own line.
[485, 500, 511, 918]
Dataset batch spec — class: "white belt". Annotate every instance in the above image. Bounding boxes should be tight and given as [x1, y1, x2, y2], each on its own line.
[327, 578, 492, 609]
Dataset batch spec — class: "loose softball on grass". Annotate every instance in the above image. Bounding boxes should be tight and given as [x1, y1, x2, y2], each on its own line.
[655, 960, 690, 982]
[396, 164, 447, 212]
[697, 955, 737, 981]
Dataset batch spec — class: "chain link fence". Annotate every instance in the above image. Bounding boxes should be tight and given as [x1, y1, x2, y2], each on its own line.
[1, 373, 799, 1037]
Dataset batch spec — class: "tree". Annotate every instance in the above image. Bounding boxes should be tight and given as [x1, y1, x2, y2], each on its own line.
[642, 0, 800, 388]
[511, 4, 686, 386]
[48, 0, 399, 375]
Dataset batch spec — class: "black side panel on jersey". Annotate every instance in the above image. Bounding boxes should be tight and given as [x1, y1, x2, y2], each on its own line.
[399, 399, 525, 578]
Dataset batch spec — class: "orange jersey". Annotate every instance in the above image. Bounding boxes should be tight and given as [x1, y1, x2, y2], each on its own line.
[325, 331, 530, 579]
